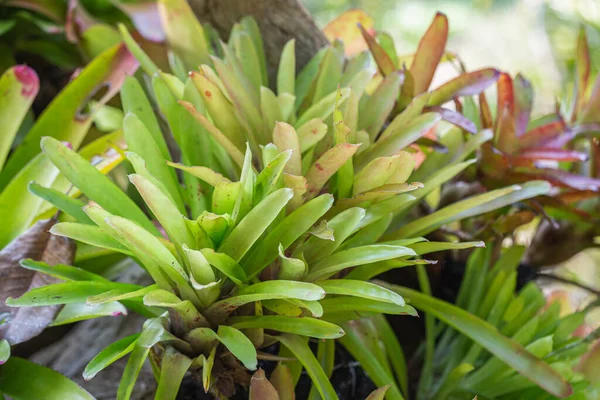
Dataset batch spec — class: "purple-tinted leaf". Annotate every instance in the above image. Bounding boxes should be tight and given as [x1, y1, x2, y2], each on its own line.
[428, 68, 499, 106]
[580, 74, 600, 123]
[410, 12, 448, 94]
[479, 92, 493, 129]
[513, 73, 533, 136]
[519, 119, 570, 149]
[358, 24, 395, 76]
[494, 73, 516, 153]
[514, 168, 600, 191]
[115, 1, 165, 42]
[426, 106, 477, 134]
[571, 123, 600, 137]
[514, 148, 587, 163]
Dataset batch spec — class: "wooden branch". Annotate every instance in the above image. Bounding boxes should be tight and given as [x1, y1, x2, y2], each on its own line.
[188, 0, 328, 84]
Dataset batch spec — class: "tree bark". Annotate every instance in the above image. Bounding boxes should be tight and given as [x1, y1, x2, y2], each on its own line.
[188, 0, 328, 84]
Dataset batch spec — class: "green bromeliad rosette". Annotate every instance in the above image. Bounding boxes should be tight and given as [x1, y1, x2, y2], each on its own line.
[3, 2, 592, 399]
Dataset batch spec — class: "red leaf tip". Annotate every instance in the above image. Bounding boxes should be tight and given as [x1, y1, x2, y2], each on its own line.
[13, 65, 39, 97]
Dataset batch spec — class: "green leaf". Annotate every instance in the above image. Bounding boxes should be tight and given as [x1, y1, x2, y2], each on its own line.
[359, 71, 403, 140]
[407, 241, 485, 256]
[40, 137, 157, 235]
[157, 0, 210, 70]
[200, 249, 248, 284]
[217, 325, 257, 370]
[124, 114, 185, 213]
[278, 39, 296, 95]
[386, 181, 551, 239]
[86, 285, 158, 306]
[297, 118, 328, 152]
[0, 357, 95, 400]
[129, 174, 194, 250]
[371, 314, 408, 397]
[296, 88, 350, 127]
[356, 112, 441, 168]
[0, 340, 9, 365]
[20, 259, 106, 282]
[243, 194, 333, 279]
[321, 297, 418, 318]
[381, 284, 573, 398]
[143, 290, 208, 332]
[306, 245, 416, 281]
[50, 222, 132, 255]
[206, 281, 325, 322]
[219, 188, 293, 262]
[0, 44, 138, 190]
[318, 280, 405, 305]
[230, 316, 344, 339]
[28, 182, 93, 224]
[0, 66, 38, 170]
[340, 322, 405, 400]
[275, 334, 339, 400]
[305, 143, 361, 200]
[428, 68, 500, 106]
[6, 281, 143, 307]
[0, 154, 59, 247]
[154, 348, 193, 400]
[50, 301, 127, 326]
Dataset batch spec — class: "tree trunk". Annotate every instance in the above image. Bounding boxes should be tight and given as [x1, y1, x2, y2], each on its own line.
[188, 0, 328, 84]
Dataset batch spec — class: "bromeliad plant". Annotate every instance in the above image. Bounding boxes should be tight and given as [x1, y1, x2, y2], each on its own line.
[3, 4, 587, 400]
[391, 245, 600, 400]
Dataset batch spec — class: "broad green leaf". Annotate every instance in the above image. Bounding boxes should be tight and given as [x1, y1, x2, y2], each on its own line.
[278, 39, 295, 95]
[318, 280, 405, 305]
[273, 122, 302, 176]
[143, 290, 208, 331]
[305, 143, 360, 200]
[154, 348, 193, 400]
[20, 259, 106, 282]
[0, 357, 95, 400]
[180, 100, 245, 168]
[219, 188, 293, 262]
[366, 386, 391, 400]
[382, 284, 573, 398]
[407, 241, 485, 256]
[240, 17, 268, 85]
[0, 44, 138, 190]
[124, 114, 184, 212]
[306, 245, 416, 281]
[121, 76, 168, 159]
[254, 150, 292, 202]
[217, 325, 257, 370]
[0, 66, 38, 170]
[277, 244, 307, 280]
[51, 301, 127, 326]
[118, 317, 168, 400]
[353, 155, 403, 195]
[356, 112, 441, 168]
[168, 162, 230, 187]
[157, 0, 210, 70]
[129, 174, 194, 249]
[0, 340, 9, 364]
[296, 118, 328, 152]
[276, 334, 339, 400]
[230, 316, 344, 339]
[6, 281, 143, 307]
[260, 86, 284, 138]
[296, 88, 350, 127]
[206, 281, 325, 322]
[340, 322, 404, 400]
[190, 71, 246, 150]
[232, 31, 263, 93]
[298, 207, 365, 264]
[28, 182, 92, 224]
[270, 364, 295, 400]
[86, 285, 158, 306]
[386, 181, 551, 239]
[379, 93, 431, 141]
[243, 194, 334, 278]
[0, 154, 59, 247]
[359, 71, 403, 140]
[50, 222, 131, 255]
[40, 137, 157, 235]
[321, 297, 418, 317]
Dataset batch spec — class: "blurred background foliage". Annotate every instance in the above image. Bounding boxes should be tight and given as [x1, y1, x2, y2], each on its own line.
[304, 0, 600, 115]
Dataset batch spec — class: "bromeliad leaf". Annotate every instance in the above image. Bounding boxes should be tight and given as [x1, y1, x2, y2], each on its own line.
[230, 316, 344, 339]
